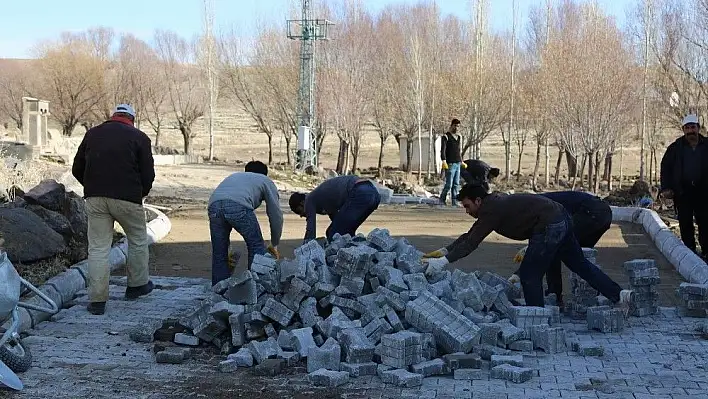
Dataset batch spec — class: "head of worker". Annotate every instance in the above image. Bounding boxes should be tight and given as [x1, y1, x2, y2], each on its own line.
[682, 114, 701, 146]
[245, 160, 268, 176]
[456, 183, 490, 219]
[112, 103, 136, 124]
[450, 118, 460, 134]
[289, 192, 307, 217]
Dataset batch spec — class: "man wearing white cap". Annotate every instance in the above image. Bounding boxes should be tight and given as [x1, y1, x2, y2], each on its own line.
[72, 104, 156, 315]
[660, 114, 708, 259]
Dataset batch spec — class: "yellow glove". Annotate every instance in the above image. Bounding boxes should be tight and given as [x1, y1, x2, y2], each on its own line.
[267, 245, 280, 259]
[461, 162, 468, 169]
[508, 274, 520, 284]
[228, 251, 240, 272]
[423, 248, 448, 258]
[513, 246, 527, 263]
[442, 161, 449, 170]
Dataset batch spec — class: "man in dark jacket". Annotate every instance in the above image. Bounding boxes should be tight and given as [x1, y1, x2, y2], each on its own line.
[460, 158, 500, 188]
[422, 184, 632, 312]
[660, 114, 708, 258]
[510, 191, 613, 307]
[72, 104, 155, 315]
[439, 118, 466, 206]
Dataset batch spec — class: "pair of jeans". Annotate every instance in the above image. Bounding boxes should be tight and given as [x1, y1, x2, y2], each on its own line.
[326, 181, 381, 241]
[518, 213, 623, 307]
[440, 162, 461, 205]
[208, 199, 265, 285]
[545, 201, 613, 302]
[675, 186, 708, 255]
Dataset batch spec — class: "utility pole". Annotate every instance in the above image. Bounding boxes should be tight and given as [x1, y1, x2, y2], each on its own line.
[640, 0, 652, 181]
[287, 0, 333, 171]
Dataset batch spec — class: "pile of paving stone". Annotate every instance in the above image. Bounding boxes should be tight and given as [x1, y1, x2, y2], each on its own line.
[677, 281, 708, 318]
[148, 229, 625, 387]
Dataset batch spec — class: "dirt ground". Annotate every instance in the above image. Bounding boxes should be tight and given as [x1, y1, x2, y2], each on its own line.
[142, 204, 685, 307]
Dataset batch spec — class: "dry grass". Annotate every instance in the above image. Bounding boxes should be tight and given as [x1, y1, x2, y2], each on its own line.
[0, 150, 56, 199]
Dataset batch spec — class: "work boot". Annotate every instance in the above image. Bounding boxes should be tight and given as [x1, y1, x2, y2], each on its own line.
[87, 302, 106, 315]
[617, 289, 635, 318]
[125, 280, 154, 300]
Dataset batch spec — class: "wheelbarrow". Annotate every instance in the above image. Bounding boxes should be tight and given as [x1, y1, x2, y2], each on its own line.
[0, 249, 59, 391]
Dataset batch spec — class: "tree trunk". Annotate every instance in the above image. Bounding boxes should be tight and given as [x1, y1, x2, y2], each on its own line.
[377, 136, 386, 176]
[181, 129, 192, 155]
[350, 144, 359, 174]
[154, 128, 162, 148]
[405, 137, 414, 173]
[532, 141, 541, 190]
[594, 152, 602, 193]
[648, 149, 654, 185]
[652, 149, 659, 186]
[515, 144, 524, 181]
[285, 136, 292, 166]
[336, 138, 348, 174]
[565, 149, 578, 178]
[606, 152, 614, 191]
[267, 134, 273, 165]
[62, 123, 77, 137]
[544, 138, 550, 186]
[504, 139, 512, 180]
[554, 147, 563, 184]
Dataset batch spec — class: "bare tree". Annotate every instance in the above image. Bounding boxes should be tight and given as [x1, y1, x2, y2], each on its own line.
[154, 30, 207, 155]
[200, 0, 219, 161]
[0, 60, 34, 130]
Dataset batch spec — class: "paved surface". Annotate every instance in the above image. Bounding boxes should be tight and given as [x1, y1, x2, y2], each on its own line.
[5, 276, 708, 398]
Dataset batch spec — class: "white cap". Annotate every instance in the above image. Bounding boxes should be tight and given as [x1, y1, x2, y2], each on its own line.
[113, 104, 136, 118]
[682, 114, 699, 126]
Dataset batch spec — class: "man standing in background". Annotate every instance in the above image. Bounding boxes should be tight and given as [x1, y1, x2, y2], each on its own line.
[660, 114, 708, 259]
[439, 118, 466, 206]
[72, 104, 155, 315]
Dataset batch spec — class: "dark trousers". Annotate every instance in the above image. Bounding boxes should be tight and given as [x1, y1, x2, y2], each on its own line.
[208, 200, 266, 286]
[675, 186, 708, 255]
[518, 212, 623, 307]
[326, 181, 381, 240]
[545, 200, 613, 302]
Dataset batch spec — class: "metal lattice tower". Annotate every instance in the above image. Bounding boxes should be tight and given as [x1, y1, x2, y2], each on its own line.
[287, 0, 333, 170]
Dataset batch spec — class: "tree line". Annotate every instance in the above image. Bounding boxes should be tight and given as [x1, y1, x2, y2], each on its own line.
[0, 0, 705, 192]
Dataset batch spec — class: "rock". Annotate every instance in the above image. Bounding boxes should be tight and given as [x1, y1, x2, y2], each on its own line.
[0, 207, 67, 263]
[63, 191, 88, 240]
[23, 179, 66, 213]
[0, 183, 8, 203]
[25, 204, 74, 241]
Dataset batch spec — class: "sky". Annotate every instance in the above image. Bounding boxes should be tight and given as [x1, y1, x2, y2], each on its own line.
[0, 0, 635, 59]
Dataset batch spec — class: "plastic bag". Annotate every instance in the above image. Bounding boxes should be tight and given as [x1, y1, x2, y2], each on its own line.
[0, 251, 21, 321]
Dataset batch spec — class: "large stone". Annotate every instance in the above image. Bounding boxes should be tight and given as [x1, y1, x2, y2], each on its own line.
[23, 179, 66, 213]
[25, 204, 74, 241]
[0, 207, 67, 263]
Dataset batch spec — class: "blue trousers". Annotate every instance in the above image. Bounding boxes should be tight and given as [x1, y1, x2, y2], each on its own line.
[440, 162, 461, 205]
[326, 181, 381, 241]
[208, 199, 265, 285]
[518, 212, 622, 307]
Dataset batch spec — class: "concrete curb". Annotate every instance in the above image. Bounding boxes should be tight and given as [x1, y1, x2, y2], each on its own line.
[2, 205, 173, 333]
[611, 206, 708, 284]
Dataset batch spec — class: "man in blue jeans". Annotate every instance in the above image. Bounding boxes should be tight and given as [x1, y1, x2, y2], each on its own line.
[510, 191, 613, 307]
[439, 118, 465, 206]
[289, 175, 381, 243]
[207, 161, 283, 285]
[422, 184, 633, 312]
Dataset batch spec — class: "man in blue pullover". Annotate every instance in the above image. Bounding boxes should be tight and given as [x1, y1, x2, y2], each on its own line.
[289, 175, 381, 243]
[511, 191, 613, 307]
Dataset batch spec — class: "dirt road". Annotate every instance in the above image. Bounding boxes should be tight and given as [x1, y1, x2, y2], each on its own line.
[141, 204, 685, 307]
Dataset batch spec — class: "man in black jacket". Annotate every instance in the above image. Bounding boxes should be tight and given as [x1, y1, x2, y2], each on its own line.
[72, 104, 156, 315]
[439, 118, 466, 206]
[660, 114, 708, 258]
[460, 158, 500, 188]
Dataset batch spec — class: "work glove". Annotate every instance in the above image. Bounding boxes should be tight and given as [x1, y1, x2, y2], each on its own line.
[423, 248, 448, 259]
[442, 161, 449, 170]
[267, 245, 280, 259]
[228, 251, 241, 272]
[513, 246, 527, 263]
[424, 256, 449, 276]
[461, 162, 468, 169]
[508, 274, 520, 285]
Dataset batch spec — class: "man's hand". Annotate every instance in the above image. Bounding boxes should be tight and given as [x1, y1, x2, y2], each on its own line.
[423, 248, 448, 258]
[442, 161, 449, 170]
[513, 246, 527, 263]
[267, 245, 280, 259]
[660, 189, 674, 199]
[461, 162, 468, 169]
[424, 256, 449, 276]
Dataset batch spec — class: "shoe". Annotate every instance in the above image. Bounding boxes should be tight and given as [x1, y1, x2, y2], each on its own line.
[617, 289, 635, 318]
[87, 302, 106, 315]
[125, 280, 155, 300]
